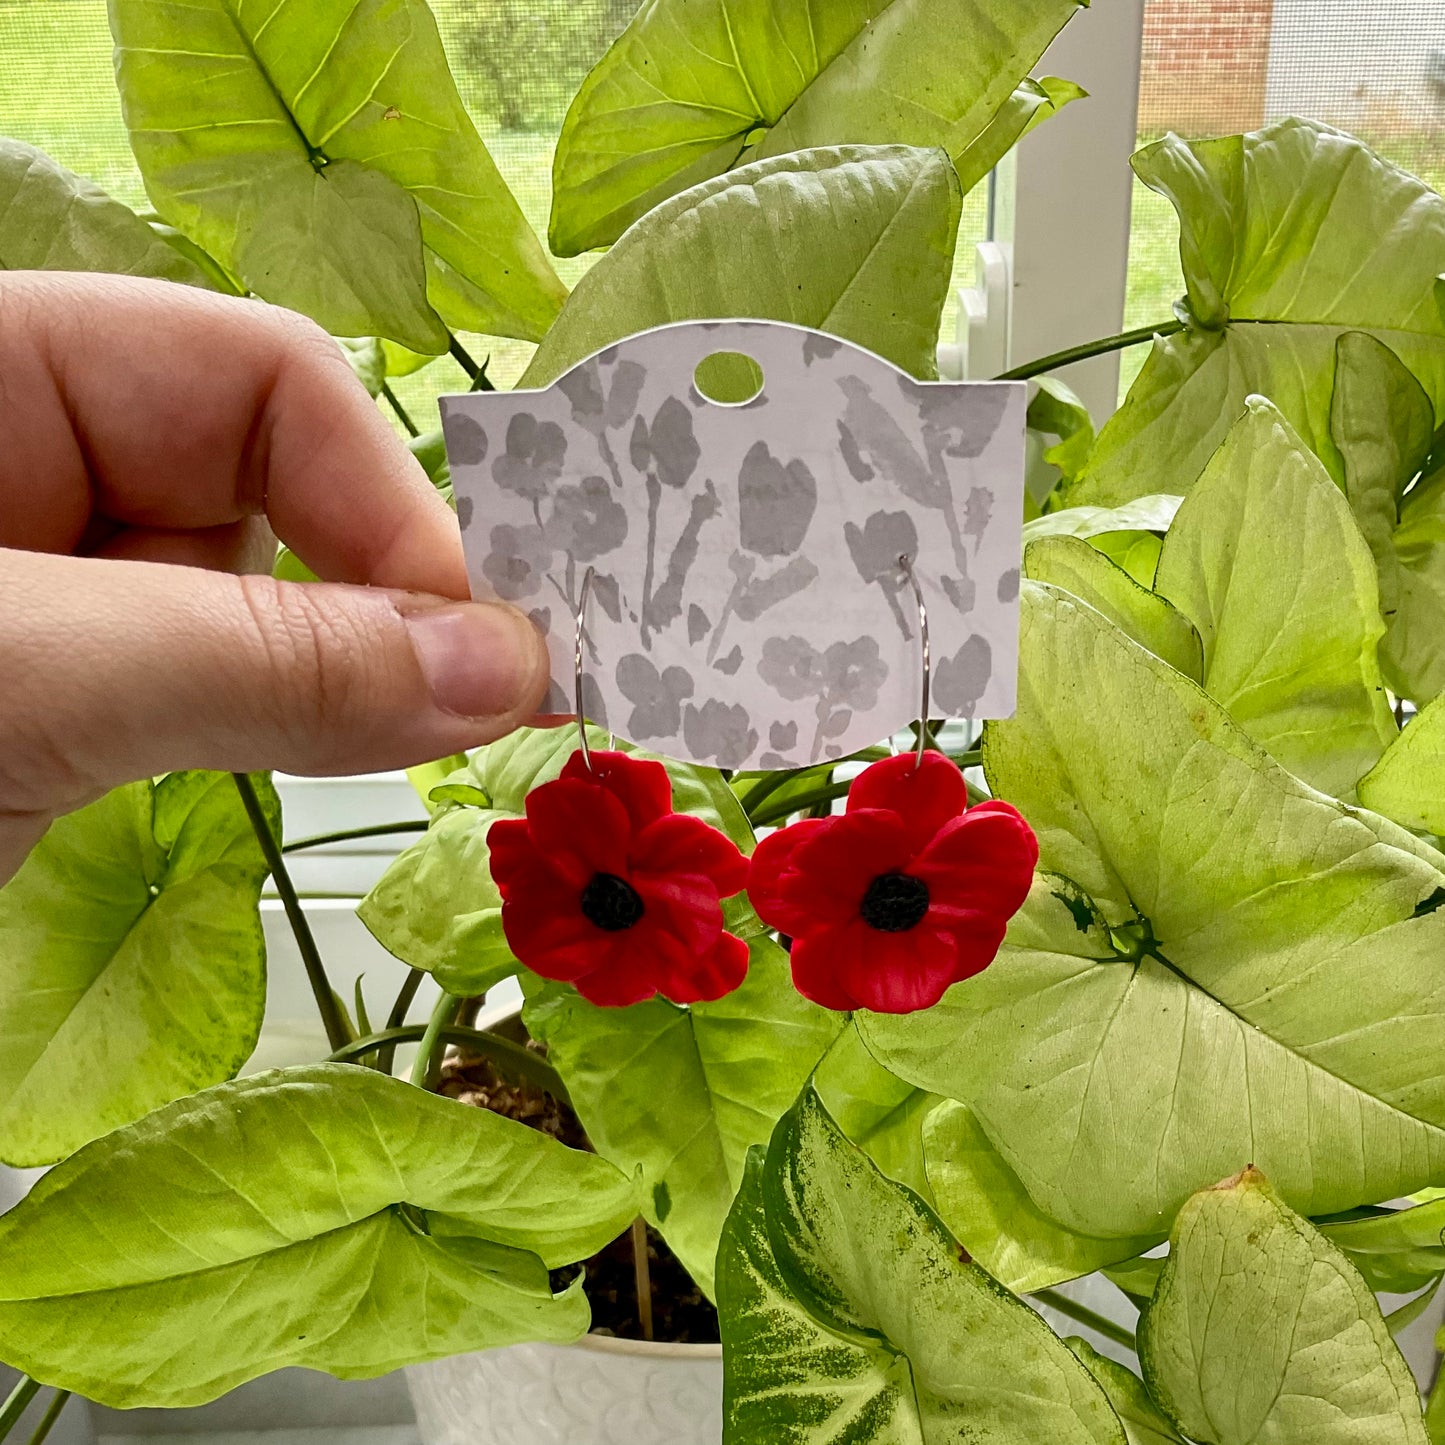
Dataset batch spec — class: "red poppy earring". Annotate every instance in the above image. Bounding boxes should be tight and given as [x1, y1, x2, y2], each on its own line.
[747, 554, 1039, 1014]
[488, 566, 751, 1008]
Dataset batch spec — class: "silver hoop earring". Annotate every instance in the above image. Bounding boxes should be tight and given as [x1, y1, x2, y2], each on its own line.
[897, 553, 932, 771]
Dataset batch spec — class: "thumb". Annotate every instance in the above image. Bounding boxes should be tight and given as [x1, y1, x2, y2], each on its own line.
[2, 548, 549, 861]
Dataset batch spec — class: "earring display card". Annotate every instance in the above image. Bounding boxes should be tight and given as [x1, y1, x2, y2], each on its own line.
[443, 320, 1026, 771]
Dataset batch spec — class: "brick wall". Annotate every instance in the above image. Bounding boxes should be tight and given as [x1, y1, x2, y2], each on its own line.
[1138, 0, 1275, 134]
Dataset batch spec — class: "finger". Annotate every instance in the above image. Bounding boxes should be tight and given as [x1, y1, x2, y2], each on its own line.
[0, 272, 466, 596]
[0, 548, 549, 878]
[91, 517, 277, 574]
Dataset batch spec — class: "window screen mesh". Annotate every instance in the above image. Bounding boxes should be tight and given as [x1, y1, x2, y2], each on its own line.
[1123, 0, 1445, 396]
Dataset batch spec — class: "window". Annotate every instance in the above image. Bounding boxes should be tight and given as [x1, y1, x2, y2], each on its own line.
[1123, 0, 1445, 395]
[0, 0, 637, 413]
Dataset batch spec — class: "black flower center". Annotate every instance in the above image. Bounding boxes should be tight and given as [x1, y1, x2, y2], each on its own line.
[859, 872, 930, 933]
[580, 872, 645, 932]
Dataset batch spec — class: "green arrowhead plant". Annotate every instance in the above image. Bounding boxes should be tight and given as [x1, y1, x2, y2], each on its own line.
[4, 0, 1445, 1436]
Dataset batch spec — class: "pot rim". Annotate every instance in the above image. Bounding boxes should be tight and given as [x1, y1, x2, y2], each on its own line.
[576, 1333, 722, 1361]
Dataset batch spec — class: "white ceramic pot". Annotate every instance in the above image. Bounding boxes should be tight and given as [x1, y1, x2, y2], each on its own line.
[405, 1335, 723, 1445]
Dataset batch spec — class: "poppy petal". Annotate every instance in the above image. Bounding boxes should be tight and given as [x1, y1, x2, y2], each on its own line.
[913, 803, 1038, 926]
[931, 918, 1010, 985]
[783, 810, 914, 921]
[574, 948, 662, 1007]
[500, 885, 605, 982]
[663, 930, 751, 1004]
[788, 928, 864, 1012]
[563, 750, 673, 835]
[838, 924, 962, 1014]
[485, 817, 536, 894]
[847, 751, 966, 854]
[632, 871, 725, 956]
[524, 777, 631, 884]
[631, 814, 748, 896]
[747, 819, 830, 937]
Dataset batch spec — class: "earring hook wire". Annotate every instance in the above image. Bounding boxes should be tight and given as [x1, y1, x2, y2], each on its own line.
[574, 564, 597, 774]
[897, 553, 931, 771]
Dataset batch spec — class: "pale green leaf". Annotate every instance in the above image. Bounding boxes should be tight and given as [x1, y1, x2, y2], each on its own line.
[0, 1064, 636, 1407]
[339, 336, 387, 397]
[525, 936, 842, 1297]
[1102, 1255, 1164, 1302]
[947, 74, 1087, 197]
[1330, 332, 1444, 703]
[405, 752, 470, 815]
[1332, 333, 1434, 623]
[924, 1100, 1158, 1294]
[1077, 120, 1445, 507]
[814, 1023, 937, 1204]
[716, 1086, 1127, 1444]
[860, 583, 1445, 1239]
[1153, 396, 1396, 796]
[148, 221, 244, 292]
[1386, 1275, 1443, 1335]
[1022, 495, 1184, 545]
[1090, 531, 1163, 588]
[549, 0, 1087, 254]
[1025, 536, 1203, 680]
[232, 159, 448, 352]
[1392, 464, 1445, 705]
[0, 138, 215, 285]
[1429, 1358, 1445, 1443]
[110, 0, 564, 343]
[1360, 691, 1445, 834]
[1028, 374, 1097, 487]
[1322, 1198, 1445, 1294]
[525, 145, 961, 388]
[271, 546, 318, 583]
[1066, 1341, 1185, 1445]
[0, 772, 276, 1166]
[381, 338, 440, 378]
[356, 806, 517, 997]
[1138, 1168, 1428, 1445]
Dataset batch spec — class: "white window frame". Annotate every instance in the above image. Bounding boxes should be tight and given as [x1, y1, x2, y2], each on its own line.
[951, 0, 1149, 423]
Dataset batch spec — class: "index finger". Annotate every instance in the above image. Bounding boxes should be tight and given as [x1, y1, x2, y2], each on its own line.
[0, 272, 469, 597]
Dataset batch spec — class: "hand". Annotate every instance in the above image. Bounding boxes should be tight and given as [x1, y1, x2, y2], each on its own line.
[0, 273, 549, 883]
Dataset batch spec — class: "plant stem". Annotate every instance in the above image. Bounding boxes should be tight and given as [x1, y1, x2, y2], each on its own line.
[232, 773, 349, 1053]
[995, 320, 1184, 382]
[379, 381, 419, 437]
[738, 768, 802, 817]
[631, 1216, 654, 1341]
[410, 993, 459, 1089]
[739, 750, 880, 818]
[24, 1392, 68, 1445]
[387, 968, 426, 1030]
[750, 781, 853, 828]
[447, 334, 494, 390]
[336, 1021, 570, 1102]
[1032, 1288, 1137, 1353]
[0, 1378, 40, 1444]
[376, 967, 426, 1074]
[749, 750, 982, 828]
[448, 333, 478, 378]
[281, 820, 430, 854]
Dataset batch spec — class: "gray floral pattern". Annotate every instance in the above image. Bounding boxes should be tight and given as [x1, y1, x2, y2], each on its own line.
[616, 653, 693, 738]
[545, 476, 628, 563]
[441, 320, 1025, 768]
[683, 699, 759, 770]
[481, 522, 550, 601]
